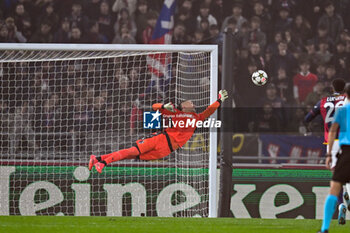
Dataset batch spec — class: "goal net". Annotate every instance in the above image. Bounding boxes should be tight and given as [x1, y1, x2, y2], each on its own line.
[0, 44, 218, 217]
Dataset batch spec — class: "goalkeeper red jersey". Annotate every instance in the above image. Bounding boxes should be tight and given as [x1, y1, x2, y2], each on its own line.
[152, 101, 221, 150]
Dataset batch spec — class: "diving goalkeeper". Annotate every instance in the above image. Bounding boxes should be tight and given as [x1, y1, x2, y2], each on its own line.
[89, 90, 228, 173]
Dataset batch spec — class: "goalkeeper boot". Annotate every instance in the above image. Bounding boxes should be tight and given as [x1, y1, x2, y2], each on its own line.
[317, 230, 328, 233]
[338, 203, 346, 225]
[344, 191, 350, 211]
[94, 162, 105, 174]
[88, 155, 98, 171]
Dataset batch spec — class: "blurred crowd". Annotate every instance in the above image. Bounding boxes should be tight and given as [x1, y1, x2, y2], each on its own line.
[1, 0, 350, 154]
[0, 57, 162, 154]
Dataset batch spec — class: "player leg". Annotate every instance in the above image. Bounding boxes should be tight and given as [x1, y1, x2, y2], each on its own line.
[330, 141, 347, 224]
[92, 146, 141, 173]
[338, 197, 347, 225]
[88, 147, 140, 171]
[320, 181, 343, 233]
[320, 148, 350, 232]
[340, 138, 350, 211]
[329, 142, 339, 171]
[345, 183, 350, 211]
[101, 147, 140, 163]
[91, 133, 161, 173]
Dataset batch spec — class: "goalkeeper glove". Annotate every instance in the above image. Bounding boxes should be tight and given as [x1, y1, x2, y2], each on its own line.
[163, 102, 176, 112]
[218, 90, 228, 102]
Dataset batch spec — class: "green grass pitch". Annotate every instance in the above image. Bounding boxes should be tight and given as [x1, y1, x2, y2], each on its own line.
[0, 217, 349, 233]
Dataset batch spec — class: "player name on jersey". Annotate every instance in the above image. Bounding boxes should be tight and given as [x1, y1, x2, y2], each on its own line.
[326, 95, 345, 102]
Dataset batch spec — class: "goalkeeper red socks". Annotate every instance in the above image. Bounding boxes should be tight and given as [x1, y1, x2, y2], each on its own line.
[101, 147, 140, 165]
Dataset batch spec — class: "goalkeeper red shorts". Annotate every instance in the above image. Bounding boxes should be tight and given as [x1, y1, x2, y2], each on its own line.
[136, 132, 173, 160]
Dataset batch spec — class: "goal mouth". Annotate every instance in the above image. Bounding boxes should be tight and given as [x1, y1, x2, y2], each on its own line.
[0, 44, 218, 218]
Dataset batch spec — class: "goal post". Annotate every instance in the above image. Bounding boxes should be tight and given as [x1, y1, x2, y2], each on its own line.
[0, 43, 218, 217]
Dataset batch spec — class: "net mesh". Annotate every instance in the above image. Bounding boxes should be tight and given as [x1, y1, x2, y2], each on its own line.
[0, 48, 212, 217]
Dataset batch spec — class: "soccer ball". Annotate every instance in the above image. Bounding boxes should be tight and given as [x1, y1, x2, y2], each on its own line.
[251, 70, 268, 86]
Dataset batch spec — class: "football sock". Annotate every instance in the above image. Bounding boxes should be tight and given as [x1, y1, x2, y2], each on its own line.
[321, 194, 338, 232]
[337, 187, 343, 205]
[100, 154, 110, 161]
[346, 183, 350, 194]
[103, 147, 140, 165]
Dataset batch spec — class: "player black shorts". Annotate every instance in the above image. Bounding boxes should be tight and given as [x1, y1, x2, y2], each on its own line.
[332, 146, 350, 184]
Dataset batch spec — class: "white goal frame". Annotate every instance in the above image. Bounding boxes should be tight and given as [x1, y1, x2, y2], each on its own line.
[0, 43, 218, 218]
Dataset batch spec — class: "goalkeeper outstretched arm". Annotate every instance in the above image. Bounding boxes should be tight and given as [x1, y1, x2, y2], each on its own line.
[198, 90, 228, 120]
[152, 90, 228, 116]
[152, 102, 176, 113]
